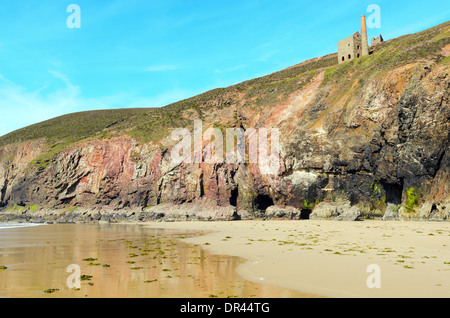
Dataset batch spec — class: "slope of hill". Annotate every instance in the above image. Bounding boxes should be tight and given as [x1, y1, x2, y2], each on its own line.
[0, 21, 449, 222]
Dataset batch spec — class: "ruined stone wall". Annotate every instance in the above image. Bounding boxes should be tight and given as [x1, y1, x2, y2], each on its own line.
[371, 35, 384, 46]
[338, 32, 362, 64]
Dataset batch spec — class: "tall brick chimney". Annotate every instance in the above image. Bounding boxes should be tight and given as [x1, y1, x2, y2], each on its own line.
[361, 15, 369, 56]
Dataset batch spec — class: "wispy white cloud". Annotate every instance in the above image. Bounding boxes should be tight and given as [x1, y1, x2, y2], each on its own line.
[0, 70, 82, 136]
[385, 10, 450, 40]
[0, 70, 198, 137]
[48, 59, 62, 67]
[256, 49, 280, 62]
[145, 64, 178, 72]
[214, 64, 247, 74]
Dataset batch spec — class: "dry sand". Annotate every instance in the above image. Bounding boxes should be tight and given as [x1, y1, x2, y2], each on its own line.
[146, 220, 450, 298]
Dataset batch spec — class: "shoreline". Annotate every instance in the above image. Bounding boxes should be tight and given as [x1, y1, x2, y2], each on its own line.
[145, 219, 450, 298]
[2, 199, 449, 225]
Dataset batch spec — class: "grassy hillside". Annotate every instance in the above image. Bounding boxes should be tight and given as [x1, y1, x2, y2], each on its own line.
[0, 20, 448, 150]
[0, 54, 337, 148]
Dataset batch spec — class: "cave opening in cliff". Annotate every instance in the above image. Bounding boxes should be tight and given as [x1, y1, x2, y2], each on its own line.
[230, 187, 238, 207]
[431, 204, 438, 215]
[254, 194, 274, 211]
[300, 209, 312, 220]
[382, 182, 403, 205]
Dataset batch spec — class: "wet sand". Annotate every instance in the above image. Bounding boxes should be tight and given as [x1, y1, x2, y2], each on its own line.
[3, 220, 450, 298]
[0, 223, 308, 298]
[148, 220, 450, 298]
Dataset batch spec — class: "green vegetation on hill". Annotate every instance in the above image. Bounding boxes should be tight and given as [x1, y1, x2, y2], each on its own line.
[324, 21, 450, 86]
[0, 21, 448, 153]
[0, 108, 150, 147]
[0, 52, 338, 149]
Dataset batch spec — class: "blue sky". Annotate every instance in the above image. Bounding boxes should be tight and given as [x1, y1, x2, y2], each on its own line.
[0, 0, 449, 136]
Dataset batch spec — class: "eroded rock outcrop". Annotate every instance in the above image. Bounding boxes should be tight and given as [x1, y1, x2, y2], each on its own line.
[0, 22, 449, 222]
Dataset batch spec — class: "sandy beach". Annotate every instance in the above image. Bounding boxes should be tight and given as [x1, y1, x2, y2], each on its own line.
[147, 220, 450, 298]
[2, 220, 450, 298]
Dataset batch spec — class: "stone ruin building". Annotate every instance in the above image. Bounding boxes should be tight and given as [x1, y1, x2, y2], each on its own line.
[338, 15, 383, 64]
[371, 34, 384, 46]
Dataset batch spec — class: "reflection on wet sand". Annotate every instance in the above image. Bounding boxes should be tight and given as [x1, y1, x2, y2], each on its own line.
[0, 224, 306, 298]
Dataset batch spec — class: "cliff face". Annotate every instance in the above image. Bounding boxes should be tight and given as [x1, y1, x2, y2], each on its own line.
[1, 22, 449, 221]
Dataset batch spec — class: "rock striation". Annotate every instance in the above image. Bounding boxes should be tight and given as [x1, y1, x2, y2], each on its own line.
[0, 22, 449, 222]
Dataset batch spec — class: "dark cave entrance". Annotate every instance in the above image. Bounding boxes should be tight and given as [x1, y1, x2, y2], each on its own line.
[382, 182, 403, 205]
[300, 209, 312, 220]
[230, 187, 238, 207]
[431, 204, 438, 214]
[254, 194, 274, 211]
